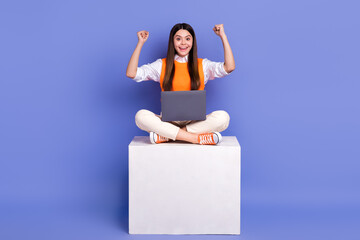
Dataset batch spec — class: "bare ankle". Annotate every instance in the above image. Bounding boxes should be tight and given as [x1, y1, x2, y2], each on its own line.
[193, 133, 199, 144]
[175, 129, 199, 144]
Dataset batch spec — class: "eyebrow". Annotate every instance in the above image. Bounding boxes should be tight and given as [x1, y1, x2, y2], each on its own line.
[175, 35, 192, 38]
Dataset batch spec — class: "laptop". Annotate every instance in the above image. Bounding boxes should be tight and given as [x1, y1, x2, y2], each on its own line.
[161, 90, 206, 122]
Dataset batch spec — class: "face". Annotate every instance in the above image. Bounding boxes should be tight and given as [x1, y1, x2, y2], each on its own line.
[173, 29, 193, 57]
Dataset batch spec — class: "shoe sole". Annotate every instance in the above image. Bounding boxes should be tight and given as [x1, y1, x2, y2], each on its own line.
[149, 132, 156, 144]
[214, 132, 222, 144]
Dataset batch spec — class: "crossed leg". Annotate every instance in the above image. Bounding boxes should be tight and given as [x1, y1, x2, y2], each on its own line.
[135, 109, 230, 144]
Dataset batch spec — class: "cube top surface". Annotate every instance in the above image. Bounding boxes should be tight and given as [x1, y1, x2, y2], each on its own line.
[129, 136, 240, 148]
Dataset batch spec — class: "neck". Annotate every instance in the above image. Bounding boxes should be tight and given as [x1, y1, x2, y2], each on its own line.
[176, 53, 188, 58]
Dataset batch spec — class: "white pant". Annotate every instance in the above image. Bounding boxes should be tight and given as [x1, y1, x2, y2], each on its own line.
[135, 109, 230, 140]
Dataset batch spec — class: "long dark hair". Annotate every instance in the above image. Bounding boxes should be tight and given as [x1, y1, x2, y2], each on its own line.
[162, 23, 200, 91]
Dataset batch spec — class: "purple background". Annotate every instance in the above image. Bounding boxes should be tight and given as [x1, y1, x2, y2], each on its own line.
[1, 0, 360, 239]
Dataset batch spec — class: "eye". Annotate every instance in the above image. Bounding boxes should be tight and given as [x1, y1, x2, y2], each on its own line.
[187, 38, 191, 41]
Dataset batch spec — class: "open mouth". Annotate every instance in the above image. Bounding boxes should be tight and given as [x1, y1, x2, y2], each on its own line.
[179, 47, 188, 51]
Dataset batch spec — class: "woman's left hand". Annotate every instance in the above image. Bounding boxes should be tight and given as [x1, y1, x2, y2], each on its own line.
[213, 24, 226, 38]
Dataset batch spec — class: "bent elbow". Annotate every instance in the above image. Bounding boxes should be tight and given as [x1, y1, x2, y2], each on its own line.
[226, 65, 236, 74]
[126, 72, 136, 79]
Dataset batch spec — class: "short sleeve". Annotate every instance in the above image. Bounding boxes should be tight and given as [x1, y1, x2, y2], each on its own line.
[133, 58, 162, 82]
[202, 58, 230, 84]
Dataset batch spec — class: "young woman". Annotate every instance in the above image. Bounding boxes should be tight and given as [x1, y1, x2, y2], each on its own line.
[126, 23, 235, 145]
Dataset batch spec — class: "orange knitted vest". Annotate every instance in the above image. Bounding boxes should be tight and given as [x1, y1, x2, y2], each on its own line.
[159, 58, 205, 91]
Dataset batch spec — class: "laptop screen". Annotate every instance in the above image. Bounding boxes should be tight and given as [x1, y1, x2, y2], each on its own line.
[161, 90, 206, 122]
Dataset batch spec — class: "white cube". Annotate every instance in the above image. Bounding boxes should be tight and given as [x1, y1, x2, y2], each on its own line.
[129, 136, 241, 234]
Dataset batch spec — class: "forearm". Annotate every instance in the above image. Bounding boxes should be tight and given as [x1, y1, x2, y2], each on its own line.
[126, 42, 144, 78]
[220, 35, 235, 73]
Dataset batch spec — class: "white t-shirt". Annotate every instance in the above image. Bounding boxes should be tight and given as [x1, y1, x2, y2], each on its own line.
[133, 54, 230, 84]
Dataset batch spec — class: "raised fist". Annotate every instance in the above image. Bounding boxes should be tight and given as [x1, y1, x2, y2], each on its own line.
[213, 24, 226, 38]
[137, 30, 149, 43]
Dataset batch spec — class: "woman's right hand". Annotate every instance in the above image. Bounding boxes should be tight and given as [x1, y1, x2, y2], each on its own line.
[137, 30, 149, 44]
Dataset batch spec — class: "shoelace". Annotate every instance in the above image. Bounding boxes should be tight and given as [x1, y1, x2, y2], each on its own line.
[198, 133, 215, 145]
[157, 134, 169, 143]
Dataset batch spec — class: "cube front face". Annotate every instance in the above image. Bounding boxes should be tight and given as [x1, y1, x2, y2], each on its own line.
[129, 137, 241, 234]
